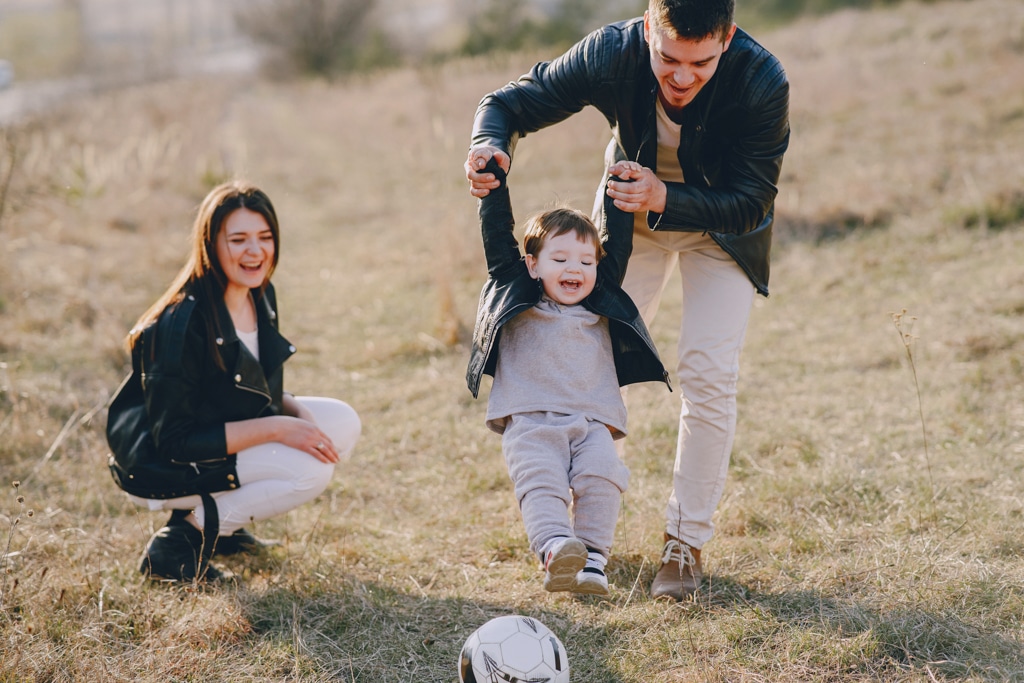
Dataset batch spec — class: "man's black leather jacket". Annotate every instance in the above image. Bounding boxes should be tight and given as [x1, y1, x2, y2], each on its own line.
[466, 161, 669, 398]
[471, 18, 790, 296]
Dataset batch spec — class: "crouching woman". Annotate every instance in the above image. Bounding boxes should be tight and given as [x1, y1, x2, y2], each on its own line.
[106, 181, 360, 582]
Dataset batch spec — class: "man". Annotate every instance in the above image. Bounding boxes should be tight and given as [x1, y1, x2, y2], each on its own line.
[465, 0, 789, 600]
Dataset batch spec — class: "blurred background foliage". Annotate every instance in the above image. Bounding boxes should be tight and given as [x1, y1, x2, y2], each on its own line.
[0, 0, 935, 84]
[234, 0, 400, 77]
[737, 0, 934, 26]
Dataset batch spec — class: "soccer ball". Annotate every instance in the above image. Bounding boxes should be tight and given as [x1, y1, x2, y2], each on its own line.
[459, 615, 570, 683]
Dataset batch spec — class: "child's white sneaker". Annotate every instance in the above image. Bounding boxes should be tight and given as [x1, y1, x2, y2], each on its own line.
[575, 567, 609, 595]
[542, 537, 587, 593]
[574, 550, 610, 595]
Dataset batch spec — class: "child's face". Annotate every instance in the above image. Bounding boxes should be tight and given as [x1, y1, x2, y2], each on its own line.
[525, 231, 599, 305]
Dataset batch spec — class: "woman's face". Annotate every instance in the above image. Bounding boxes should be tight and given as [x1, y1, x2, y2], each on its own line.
[215, 208, 275, 298]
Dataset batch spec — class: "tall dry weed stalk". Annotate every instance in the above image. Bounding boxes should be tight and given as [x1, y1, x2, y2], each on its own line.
[891, 309, 936, 519]
[0, 481, 31, 612]
[0, 132, 16, 233]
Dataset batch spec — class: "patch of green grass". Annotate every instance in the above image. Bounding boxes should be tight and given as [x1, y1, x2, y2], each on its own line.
[947, 189, 1024, 231]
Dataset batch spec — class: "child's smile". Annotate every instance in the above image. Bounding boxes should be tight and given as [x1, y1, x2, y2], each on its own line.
[526, 231, 599, 306]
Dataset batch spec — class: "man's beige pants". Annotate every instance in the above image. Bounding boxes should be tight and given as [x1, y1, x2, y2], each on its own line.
[622, 226, 756, 550]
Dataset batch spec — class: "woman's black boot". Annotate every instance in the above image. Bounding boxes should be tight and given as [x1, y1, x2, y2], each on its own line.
[140, 511, 223, 582]
[213, 527, 280, 556]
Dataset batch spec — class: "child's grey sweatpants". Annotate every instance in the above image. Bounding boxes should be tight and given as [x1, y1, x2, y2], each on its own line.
[502, 411, 630, 560]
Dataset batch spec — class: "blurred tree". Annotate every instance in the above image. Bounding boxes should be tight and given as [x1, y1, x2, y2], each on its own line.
[738, 0, 925, 27]
[460, 0, 610, 56]
[237, 0, 397, 77]
[460, 0, 534, 56]
[538, 0, 606, 45]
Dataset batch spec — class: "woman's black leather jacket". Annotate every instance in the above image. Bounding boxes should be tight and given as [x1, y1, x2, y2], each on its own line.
[471, 18, 790, 296]
[106, 282, 295, 497]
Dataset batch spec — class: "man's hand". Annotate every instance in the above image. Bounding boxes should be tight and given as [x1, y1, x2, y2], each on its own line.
[465, 146, 511, 198]
[606, 160, 667, 214]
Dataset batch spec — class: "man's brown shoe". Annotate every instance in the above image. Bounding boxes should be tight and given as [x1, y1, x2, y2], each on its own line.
[650, 534, 702, 601]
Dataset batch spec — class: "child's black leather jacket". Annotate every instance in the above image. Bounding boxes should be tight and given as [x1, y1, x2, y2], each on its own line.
[466, 161, 669, 398]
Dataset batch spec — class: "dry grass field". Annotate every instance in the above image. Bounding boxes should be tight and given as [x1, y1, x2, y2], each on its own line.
[2, 0, 1024, 680]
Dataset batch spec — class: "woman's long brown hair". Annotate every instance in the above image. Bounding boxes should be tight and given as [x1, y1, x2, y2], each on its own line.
[126, 181, 280, 369]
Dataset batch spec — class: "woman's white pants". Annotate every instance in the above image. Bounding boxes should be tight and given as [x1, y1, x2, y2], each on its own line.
[129, 397, 361, 534]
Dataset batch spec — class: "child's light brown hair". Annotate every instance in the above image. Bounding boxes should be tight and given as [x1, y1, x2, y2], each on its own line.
[522, 207, 606, 259]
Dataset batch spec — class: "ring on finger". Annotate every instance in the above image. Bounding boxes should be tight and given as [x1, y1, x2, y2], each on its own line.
[317, 442, 324, 450]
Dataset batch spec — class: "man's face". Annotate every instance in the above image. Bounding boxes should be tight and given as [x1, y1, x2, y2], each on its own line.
[645, 12, 736, 113]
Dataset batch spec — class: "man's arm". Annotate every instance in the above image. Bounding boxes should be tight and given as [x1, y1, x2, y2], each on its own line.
[466, 22, 634, 196]
[466, 50, 592, 199]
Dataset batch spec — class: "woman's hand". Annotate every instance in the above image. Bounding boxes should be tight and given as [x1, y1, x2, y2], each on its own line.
[279, 394, 338, 463]
[606, 161, 667, 214]
[225, 411, 339, 464]
[273, 415, 339, 464]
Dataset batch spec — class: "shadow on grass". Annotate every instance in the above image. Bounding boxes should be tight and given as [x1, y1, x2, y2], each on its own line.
[239, 577, 624, 682]
[774, 207, 892, 246]
[601, 551, 1024, 680]
[227, 549, 1024, 681]
[694, 575, 1024, 681]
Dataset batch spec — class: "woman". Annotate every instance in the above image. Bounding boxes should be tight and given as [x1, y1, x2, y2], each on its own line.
[106, 181, 360, 582]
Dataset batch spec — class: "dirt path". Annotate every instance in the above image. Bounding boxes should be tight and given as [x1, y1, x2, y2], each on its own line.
[0, 45, 260, 128]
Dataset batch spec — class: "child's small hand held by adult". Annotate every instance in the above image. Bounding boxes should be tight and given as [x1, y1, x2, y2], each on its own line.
[465, 146, 511, 197]
[606, 161, 667, 214]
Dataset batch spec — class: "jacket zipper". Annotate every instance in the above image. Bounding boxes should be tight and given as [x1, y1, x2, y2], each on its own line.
[234, 382, 272, 412]
[609, 311, 672, 391]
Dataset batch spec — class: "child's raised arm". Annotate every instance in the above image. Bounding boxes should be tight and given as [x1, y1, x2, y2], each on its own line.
[597, 170, 636, 286]
[478, 158, 522, 278]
